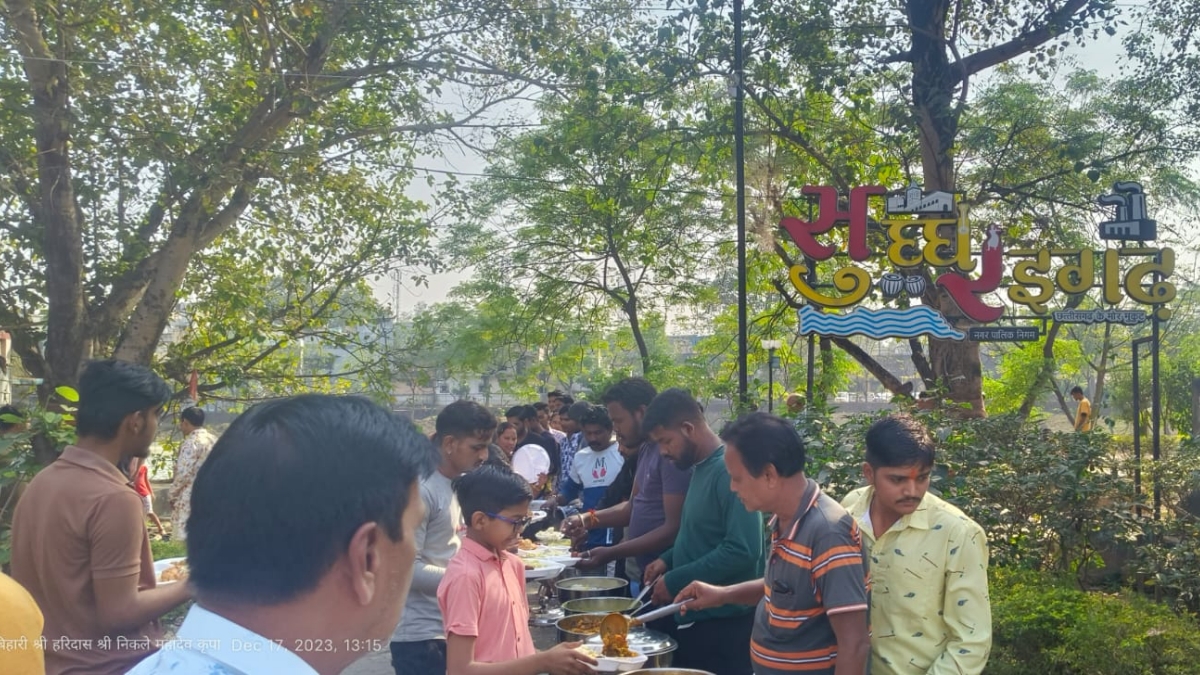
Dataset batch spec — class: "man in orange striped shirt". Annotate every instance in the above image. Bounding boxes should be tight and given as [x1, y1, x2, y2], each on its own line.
[676, 413, 870, 675]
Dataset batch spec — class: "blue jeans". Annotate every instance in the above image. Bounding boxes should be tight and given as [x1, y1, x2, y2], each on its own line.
[390, 639, 446, 675]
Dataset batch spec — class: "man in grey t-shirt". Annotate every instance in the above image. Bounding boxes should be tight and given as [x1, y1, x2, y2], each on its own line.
[391, 401, 496, 675]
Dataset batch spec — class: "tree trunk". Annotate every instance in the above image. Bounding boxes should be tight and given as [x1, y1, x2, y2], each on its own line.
[1092, 321, 1112, 419]
[1191, 378, 1200, 437]
[909, 0, 987, 415]
[7, 0, 88, 390]
[111, 238, 195, 364]
[624, 297, 652, 378]
[818, 337, 833, 399]
[832, 338, 914, 397]
[909, 338, 937, 389]
[1017, 295, 1085, 420]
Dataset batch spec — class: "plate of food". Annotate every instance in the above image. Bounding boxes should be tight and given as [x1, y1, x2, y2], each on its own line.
[536, 529, 568, 544]
[154, 557, 188, 584]
[577, 645, 647, 672]
[523, 559, 565, 581]
[548, 555, 579, 568]
[531, 510, 548, 522]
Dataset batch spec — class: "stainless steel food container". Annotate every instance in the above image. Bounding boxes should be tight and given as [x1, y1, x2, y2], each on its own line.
[555, 612, 607, 643]
[560, 596, 643, 616]
[584, 630, 678, 668]
[555, 576, 630, 603]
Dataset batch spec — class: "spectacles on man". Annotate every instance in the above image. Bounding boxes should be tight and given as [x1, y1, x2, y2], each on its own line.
[486, 512, 532, 530]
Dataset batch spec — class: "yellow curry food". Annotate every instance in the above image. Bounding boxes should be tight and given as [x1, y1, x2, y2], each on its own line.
[600, 633, 635, 658]
[564, 615, 603, 635]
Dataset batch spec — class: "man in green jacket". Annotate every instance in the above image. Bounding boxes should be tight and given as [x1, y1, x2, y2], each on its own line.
[642, 389, 764, 675]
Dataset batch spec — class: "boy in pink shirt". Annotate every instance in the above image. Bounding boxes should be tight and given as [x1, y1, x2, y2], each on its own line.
[439, 465, 596, 675]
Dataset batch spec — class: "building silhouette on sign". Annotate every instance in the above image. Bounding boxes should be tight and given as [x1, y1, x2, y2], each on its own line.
[886, 183, 956, 215]
[1098, 181, 1157, 241]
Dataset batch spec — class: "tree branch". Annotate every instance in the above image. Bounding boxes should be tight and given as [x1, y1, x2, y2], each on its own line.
[952, 0, 1091, 80]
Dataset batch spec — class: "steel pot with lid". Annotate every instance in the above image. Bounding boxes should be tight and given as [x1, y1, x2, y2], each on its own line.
[556, 576, 629, 603]
[561, 596, 643, 616]
[584, 629, 678, 668]
[555, 612, 608, 644]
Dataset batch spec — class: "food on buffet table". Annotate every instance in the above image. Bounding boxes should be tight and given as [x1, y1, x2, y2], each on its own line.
[518, 538, 539, 550]
[563, 615, 604, 636]
[159, 561, 188, 582]
[600, 633, 636, 658]
[524, 559, 549, 570]
[536, 529, 568, 543]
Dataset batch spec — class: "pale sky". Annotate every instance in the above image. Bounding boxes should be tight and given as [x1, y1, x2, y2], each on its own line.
[372, 7, 1153, 313]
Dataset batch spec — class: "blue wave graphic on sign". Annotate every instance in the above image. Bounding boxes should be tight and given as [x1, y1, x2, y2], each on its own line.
[798, 305, 966, 341]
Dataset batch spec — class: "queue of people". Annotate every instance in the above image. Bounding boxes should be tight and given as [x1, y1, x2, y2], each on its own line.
[0, 365, 993, 675]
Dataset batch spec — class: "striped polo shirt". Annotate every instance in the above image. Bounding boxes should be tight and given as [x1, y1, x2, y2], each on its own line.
[751, 478, 870, 675]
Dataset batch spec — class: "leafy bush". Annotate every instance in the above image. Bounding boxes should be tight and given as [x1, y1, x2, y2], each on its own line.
[0, 388, 79, 566]
[990, 569, 1200, 674]
[801, 409, 1142, 577]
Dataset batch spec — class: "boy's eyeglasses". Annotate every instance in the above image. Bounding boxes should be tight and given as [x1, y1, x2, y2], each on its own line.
[486, 512, 532, 530]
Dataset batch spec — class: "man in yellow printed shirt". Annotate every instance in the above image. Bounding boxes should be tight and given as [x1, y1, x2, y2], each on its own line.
[842, 414, 991, 674]
[1071, 386, 1092, 432]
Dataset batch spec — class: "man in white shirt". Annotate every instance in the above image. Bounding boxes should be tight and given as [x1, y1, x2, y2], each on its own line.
[391, 400, 495, 675]
[557, 405, 623, 552]
[128, 394, 439, 675]
[168, 406, 217, 541]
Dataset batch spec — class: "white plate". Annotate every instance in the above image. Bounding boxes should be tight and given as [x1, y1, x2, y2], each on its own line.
[579, 648, 647, 672]
[536, 529, 569, 544]
[154, 557, 187, 584]
[548, 555, 579, 569]
[531, 510, 548, 522]
[523, 560, 565, 581]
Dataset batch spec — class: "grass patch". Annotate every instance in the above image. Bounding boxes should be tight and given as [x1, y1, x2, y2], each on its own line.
[150, 538, 186, 561]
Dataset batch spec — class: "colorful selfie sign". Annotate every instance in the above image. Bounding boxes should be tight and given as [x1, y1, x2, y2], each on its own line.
[785, 182, 1175, 341]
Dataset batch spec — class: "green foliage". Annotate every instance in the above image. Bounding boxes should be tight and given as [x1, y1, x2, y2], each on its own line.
[0, 388, 80, 565]
[0, 0, 626, 396]
[802, 411, 1139, 575]
[989, 569, 1200, 675]
[984, 338, 1083, 415]
[150, 538, 188, 561]
[445, 60, 727, 379]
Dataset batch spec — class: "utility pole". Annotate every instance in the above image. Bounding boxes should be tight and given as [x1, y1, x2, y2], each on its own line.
[733, 0, 749, 410]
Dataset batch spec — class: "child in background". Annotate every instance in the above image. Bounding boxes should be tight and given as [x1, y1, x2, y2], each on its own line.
[123, 456, 167, 538]
[439, 465, 597, 675]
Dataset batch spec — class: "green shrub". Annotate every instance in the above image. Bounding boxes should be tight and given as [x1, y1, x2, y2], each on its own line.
[802, 410, 1142, 577]
[987, 568, 1086, 675]
[989, 568, 1200, 675]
